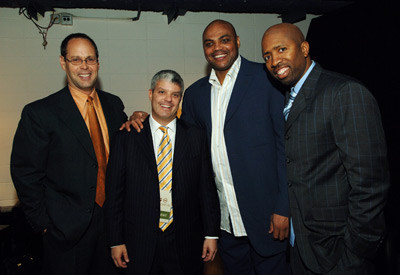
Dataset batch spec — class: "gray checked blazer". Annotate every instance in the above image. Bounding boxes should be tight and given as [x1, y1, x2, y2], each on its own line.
[285, 63, 389, 273]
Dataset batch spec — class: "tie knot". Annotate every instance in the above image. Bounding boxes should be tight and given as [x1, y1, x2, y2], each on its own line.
[159, 126, 168, 134]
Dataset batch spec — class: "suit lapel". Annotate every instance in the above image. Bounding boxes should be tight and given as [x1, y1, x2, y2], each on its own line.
[57, 87, 97, 161]
[285, 63, 322, 131]
[97, 91, 116, 140]
[197, 80, 213, 135]
[136, 119, 158, 174]
[225, 57, 250, 124]
[173, 119, 189, 174]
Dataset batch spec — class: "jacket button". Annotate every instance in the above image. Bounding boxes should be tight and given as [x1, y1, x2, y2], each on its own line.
[288, 182, 292, 187]
[286, 158, 290, 164]
[285, 135, 289, 140]
[87, 208, 92, 213]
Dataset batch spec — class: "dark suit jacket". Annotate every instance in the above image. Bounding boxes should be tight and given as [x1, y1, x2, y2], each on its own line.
[285, 63, 389, 273]
[181, 57, 288, 256]
[105, 118, 220, 274]
[10, 86, 127, 249]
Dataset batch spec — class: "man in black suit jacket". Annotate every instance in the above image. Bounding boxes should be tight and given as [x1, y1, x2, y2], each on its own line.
[10, 33, 127, 275]
[262, 23, 390, 274]
[105, 70, 220, 274]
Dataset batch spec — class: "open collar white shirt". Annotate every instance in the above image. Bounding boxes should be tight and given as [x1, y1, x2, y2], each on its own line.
[209, 55, 247, 236]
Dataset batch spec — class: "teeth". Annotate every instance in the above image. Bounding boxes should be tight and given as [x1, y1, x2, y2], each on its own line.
[214, 54, 226, 58]
[277, 67, 288, 75]
[161, 105, 171, 108]
[80, 74, 90, 77]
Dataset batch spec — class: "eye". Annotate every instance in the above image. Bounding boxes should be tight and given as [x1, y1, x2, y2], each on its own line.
[278, 47, 287, 53]
[263, 55, 270, 62]
[204, 42, 213, 47]
[172, 93, 181, 98]
[221, 38, 230, 43]
[71, 58, 81, 63]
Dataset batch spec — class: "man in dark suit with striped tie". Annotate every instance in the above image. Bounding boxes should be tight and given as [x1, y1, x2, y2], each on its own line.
[262, 23, 390, 275]
[105, 70, 220, 275]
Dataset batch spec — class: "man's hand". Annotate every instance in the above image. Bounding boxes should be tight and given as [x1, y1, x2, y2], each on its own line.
[202, 239, 217, 262]
[119, 111, 149, 132]
[111, 244, 130, 268]
[268, 213, 289, 240]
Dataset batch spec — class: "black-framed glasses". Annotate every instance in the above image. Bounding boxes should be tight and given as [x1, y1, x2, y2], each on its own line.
[64, 57, 98, 65]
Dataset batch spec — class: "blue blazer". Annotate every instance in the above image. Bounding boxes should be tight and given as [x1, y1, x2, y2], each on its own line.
[181, 57, 288, 256]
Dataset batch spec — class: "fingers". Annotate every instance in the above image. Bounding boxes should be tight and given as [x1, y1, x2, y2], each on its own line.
[269, 214, 289, 240]
[111, 245, 129, 268]
[202, 239, 217, 262]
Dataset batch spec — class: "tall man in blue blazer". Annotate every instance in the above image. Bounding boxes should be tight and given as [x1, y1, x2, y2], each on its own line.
[105, 70, 220, 274]
[10, 33, 127, 275]
[181, 20, 289, 274]
[262, 23, 390, 274]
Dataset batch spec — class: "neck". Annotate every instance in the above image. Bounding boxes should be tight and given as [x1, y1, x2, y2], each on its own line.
[216, 70, 228, 84]
[68, 85, 96, 96]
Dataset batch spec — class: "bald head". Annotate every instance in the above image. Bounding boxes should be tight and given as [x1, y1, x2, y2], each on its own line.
[263, 23, 305, 46]
[203, 20, 237, 39]
[261, 23, 311, 86]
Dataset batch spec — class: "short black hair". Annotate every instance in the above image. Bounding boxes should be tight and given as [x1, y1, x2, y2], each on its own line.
[60, 33, 98, 58]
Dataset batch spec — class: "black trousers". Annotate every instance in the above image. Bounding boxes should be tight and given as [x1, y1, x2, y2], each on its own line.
[42, 204, 119, 275]
[148, 223, 196, 275]
[218, 230, 290, 275]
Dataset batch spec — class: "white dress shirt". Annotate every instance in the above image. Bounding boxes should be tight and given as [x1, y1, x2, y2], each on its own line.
[209, 56, 247, 236]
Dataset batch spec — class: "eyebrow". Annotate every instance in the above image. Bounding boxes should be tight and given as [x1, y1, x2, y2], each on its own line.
[203, 34, 231, 43]
[262, 44, 284, 56]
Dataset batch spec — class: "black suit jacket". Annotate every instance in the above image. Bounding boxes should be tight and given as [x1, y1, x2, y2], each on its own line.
[105, 118, 220, 274]
[285, 63, 390, 273]
[10, 86, 127, 249]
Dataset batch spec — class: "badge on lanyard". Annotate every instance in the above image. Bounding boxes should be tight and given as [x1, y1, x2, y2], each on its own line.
[160, 189, 172, 223]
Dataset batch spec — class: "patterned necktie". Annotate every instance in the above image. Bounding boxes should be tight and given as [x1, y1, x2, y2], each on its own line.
[157, 126, 173, 231]
[87, 96, 107, 207]
[283, 87, 297, 121]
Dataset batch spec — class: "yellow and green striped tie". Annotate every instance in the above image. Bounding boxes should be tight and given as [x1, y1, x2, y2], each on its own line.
[157, 126, 173, 231]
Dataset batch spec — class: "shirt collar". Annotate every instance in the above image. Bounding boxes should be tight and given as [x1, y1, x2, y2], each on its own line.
[209, 55, 241, 85]
[149, 115, 177, 135]
[293, 60, 316, 94]
[69, 87, 99, 110]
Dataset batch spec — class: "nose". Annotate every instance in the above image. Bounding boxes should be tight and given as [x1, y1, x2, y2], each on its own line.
[80, 60, 89, 69]
[164, 93, 172, 102]
[212, 41, 222, 52]
[270, 54, 281, 68]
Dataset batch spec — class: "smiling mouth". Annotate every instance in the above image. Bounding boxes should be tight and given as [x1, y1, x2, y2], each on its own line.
[276, 67, 289, 75]
[161, 104, 172, 108]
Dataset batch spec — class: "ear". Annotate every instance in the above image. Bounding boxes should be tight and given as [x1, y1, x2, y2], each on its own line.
[236, 35, 241, 49]
[301, 41, 310, 58]
[148, 89, 153, 101]
[59, 56, 66, 71]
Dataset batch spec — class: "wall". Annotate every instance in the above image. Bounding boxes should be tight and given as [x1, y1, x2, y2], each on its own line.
[0, 7, 317, 208]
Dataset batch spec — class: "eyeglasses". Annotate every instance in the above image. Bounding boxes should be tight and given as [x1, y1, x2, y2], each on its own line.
[64, 57, 98, 65]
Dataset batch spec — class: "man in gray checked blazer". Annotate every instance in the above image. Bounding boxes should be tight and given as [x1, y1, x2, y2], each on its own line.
[262, 23, 390, 275]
